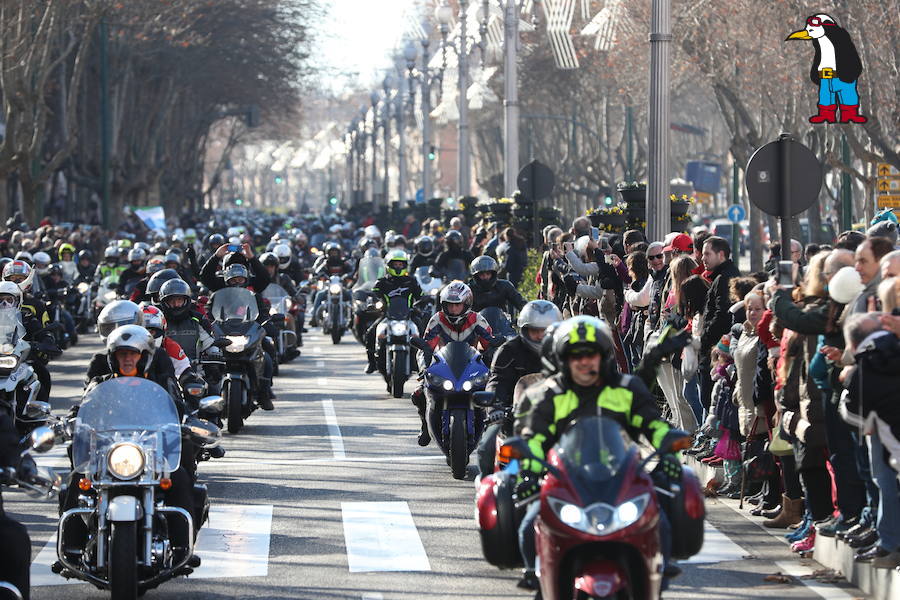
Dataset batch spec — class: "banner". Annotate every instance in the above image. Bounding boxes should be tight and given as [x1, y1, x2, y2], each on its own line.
[133, 206, 166, 232]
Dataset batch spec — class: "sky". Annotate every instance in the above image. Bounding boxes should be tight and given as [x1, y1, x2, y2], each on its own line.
[316, 0, 420, 92]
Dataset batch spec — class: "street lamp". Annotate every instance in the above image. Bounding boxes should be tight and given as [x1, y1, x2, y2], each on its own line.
[382, 75, 394, 207]
[405, 27, 442, 204]
[436, 0, 471, 199]
[369, 91, 380, 207]
[647, 0, 672, 243]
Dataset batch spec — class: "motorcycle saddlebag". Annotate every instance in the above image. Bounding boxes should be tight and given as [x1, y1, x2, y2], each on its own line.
[475, 470, 524, 569]
[668, 466, 705, 559]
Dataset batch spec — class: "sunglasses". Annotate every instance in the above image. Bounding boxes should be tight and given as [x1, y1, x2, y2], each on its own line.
[569, 349, 600, 359]
[648, 253, 664, 260]
[806, 16, 833, 27]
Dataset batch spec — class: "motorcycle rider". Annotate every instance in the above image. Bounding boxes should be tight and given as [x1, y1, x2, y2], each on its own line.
[363, 249, 422, 374]
[209, 263, 276, 411]
[272, 243, 305, 285]
[57, 325, 201, 570]
[309, 241, 353, 327]
[93, 245, 126, 285]
[115, 247, 148, 296]
[432, 230, 473, 278]
[157, 279, 217, 361]
[75, 250, 94, 283]
[57, 243, 78, 283]
[468, 255, 526, 314]
[199, 243, 270, 293]
[476, 300, 562, 477]
[40, 264, 78, 345]
[409, 282, 498, 446]
[0, 394, 34, 599]
[409, 235, 437, 273]
[513, 316, 683, 590]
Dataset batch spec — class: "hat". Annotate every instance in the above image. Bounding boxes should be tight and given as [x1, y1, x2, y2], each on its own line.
[664, 233, 693, 253]
[866, 220, 898, 244]
[716, 335, 732, 355]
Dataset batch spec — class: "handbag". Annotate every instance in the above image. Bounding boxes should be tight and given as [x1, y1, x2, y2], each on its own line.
[767, 427, 794, 456]
[680, 339, 699, 379]
[742, 417, 778, 483]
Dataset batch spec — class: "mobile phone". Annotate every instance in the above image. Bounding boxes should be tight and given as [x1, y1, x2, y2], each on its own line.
[590, 227, 599, 241]
[227, 244, 241, 253]
[563, 241, 575, 253]
[777, 260, 794, 288]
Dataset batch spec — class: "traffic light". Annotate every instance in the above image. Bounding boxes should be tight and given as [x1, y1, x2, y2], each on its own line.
[328, 195, 338, 206]
[427, 145, 436, 161]
[234, 198, 243, 206]
[274, 175, 284, 184]
[604, 194, 613, 206]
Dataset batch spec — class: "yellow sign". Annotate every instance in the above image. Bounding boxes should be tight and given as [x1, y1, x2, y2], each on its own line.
[877, 194, 900, 208]
[877, 163, 900, 178]
[877, 178, 900, 194]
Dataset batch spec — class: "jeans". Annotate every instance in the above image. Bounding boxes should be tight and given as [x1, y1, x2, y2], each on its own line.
[818, 77, 860, 106]
[312, 289, 351, 321]
[868, 430, 900, 552]
[822, 391, 866, 519]
[698, 358, 713, 413]
[682, 374, 703, 426]
[476, 423, 501, 477]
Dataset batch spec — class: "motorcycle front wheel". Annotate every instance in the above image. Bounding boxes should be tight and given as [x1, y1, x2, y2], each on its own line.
[390, 352, 407, 399]
[449, 408, 468, 479]
[225, 380, 244, 434]
[109, 520, 138, 600]
[331, 314, 342, 344]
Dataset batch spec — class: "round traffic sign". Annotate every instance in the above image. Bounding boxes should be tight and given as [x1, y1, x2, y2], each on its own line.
[745, 137, 822, 217]
[727, 204, 746, 223]
[516, 160, 555, 201]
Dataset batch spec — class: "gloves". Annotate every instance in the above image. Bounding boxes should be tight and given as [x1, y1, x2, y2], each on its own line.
[563, 274, 580, 296]
[16, 454, 37, 483]
[655, 453, 683, 480]
[514, 474, 540, 501]
[486, 408, 506, 426]
[651, 329, 691, 359]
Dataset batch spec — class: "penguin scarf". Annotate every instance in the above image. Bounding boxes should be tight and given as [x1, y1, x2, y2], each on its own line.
[786, 13, 867, 124]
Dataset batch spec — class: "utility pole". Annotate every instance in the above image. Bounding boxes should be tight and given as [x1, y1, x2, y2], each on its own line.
[99, 19, 111, 229]
[457, 0, 471, 197]
[396, 94, 408, 206]
[646, 0, 671, 242]
[502, 0, 520, 197]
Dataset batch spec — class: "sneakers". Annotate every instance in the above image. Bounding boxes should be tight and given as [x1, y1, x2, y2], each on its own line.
[817, 515, 858, 538]
[791, 530, 816, 553]
[786, 514, 812, 542]
[516, 570, 539, 590]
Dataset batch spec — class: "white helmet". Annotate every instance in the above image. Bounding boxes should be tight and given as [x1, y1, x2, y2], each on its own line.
[33, 251, 52, 275]
[106, 325, 154, 375]
[273, 244, 292, 270]
[517, 300, 563, 353]
[0, 281, 22, 308]
[439, 281, 473, 326]
[97, 300, 144, 340]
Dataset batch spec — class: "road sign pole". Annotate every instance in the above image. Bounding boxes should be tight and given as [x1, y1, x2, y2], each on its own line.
[778, 133, 792, 259]
[732, 162, 740, 263]
[841, 134, 852, 230]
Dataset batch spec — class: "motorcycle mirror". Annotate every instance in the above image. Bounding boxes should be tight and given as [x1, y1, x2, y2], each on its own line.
[199, 395, 226, 414]
[499, 437, 532, 461]
[184, 416, 222, 447]
[28, 426, 56, 453]
[658, 429, 692, 455]
[21, 467, 62, 499]
[23, 400, 51, 420]
[472, 391, 495, 408]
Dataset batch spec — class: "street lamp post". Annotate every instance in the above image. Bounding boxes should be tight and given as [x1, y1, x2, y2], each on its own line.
[405, 33, 440, 204]
[647, 0, 671, 243]
[502, 0, 520, 197]
[382, 75, 393, 207]
[370, 91, 380, 208]
[395, 92, 408, 206]
[437, 1, 471, 198]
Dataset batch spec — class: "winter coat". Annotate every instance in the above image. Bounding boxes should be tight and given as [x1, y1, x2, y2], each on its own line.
[700, 259, 741, 355]
[733, 320, 764, 437]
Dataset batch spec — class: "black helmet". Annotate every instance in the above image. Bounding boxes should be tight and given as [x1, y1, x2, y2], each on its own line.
[445, 229, 463, 248]
[259, 252, 279, 268]
[415, 236, 434, 257]
[551, 316, 618, 384]
[76, 249, 93, 263]
[222, 251, 247, 268]
[469, 255, 498, 292]
[158, 278, 193, 319]
[223, 263, 250, 287]
[146, 269, 181, 302]
[208, 233, 225, 249]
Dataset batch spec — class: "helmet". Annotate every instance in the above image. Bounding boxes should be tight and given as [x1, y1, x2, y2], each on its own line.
[97, 300, 144, 340]
[158, 278, 193, 319]
[223, 263, 249, 287]
[128, 248, 147, 263]
[117, 239, 133, 249]
[58, 243, 76, 260]
[33, 251, 51, 274]
[384, 249, 410, 277]
[146, 257, 165, 274]
[134, 242, 151, 253]
[207, 233, 225, 249]
[393, 235, 407, 249]
[3, 260, 34, 292]
[0, 281, 22, 308]
[47, 264, 62, 278]
[416, 236, 434, 257]
[103, 246, 119, 262]
[273, 244, 292, 270]
[150, 242, 167, 256]
[146, 269, 181, 301]
[184, 228, 197, 243]
[329, 224, 342, 234]
[294, 232, 308, 246]
[551, 316, 617, 383]
[259, 252, 279, 268]
[445, 229, 463, 248]
[141, 305, 167, 348]
[439, 281, 473, 326]
[324, 241, 341, 258]
[517, 300, 563, 353]
[364, 225, 381, 240]
[164, 252, 180, 266]
[384, 230, 397, 247]
[106, 324, 153, 376]
[76, 249, 92, 263]
[469, 255, 499, 292]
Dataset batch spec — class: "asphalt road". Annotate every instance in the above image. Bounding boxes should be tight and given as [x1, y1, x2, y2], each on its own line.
[4, 332, 869, 600]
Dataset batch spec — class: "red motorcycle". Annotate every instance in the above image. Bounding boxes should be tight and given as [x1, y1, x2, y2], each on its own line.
[476, 416, 705, 600]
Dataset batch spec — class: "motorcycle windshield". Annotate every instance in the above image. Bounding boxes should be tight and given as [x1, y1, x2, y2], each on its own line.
[386, 296, 411, 320]
[554, 416, 634, 503]
[438, 341, 477, 380]
[72, 377, 182, 477]
[0, 308, 24, 353]
[262, 284, 290, 313]
[357, 257, 385, 286]
[479, 307, 512, 336]
[209, 287, 259, 322]
[444, 259, 467, 282]
[415, 266, 432, 284]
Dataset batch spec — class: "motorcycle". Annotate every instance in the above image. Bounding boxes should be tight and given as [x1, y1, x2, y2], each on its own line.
[56, 378, 224, 598]
[208, 287, 266, 434]
[476, 417, 705, 599]
[351, 255, 386, 344]
[375, 297, 420, 398]
[0, 308, 47, 435]
[42, 287, 76, 350]
[93, 276, 118, 323]
[261, 283, 298, 363]
[71, 281, 94, 334]
[478, 307, 516, 366]
[413, 266, 441, 331]
[321, 275, 350, 344]
[422, 341, 490, 479]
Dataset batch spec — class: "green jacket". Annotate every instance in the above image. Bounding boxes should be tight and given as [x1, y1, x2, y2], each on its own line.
[516, 372, 672, 474]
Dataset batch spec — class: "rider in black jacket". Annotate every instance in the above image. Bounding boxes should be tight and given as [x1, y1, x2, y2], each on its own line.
[432, 230, 473, 278]
[468, 255, 526, 314]
[364, 249, 422, 374]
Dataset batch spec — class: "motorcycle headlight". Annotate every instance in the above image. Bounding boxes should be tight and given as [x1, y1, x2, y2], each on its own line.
[462, 380, 473, 391]
[77, 282, 90, 294]
[329, 284, 342, 294]
[107, 443, 145, 480]
[0, 355, 18, 370]
[548, 493, 649, 536]
[429, 288, 439, 296]
[225, 335, 249, 352]
[389, 321, 408, 336]
[442, 380, 454, 391]
[375, 301, 384, 310]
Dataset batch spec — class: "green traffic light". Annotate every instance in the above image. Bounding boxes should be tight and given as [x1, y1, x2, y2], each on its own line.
[604, 195, 613, 206]
[329, 196, 338, 205]
[428, 145, 436, 161]
[235, 198, 243, 206]
[274, 176, 284, 184]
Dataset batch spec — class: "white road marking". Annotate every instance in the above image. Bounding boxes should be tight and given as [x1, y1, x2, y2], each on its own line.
[321, 399, 346, 459]
[775, 561, 857, 599]
[317, 377, 328, 387]
[341, 501, 430, 572]
[361, 594, 384, 600]
[193, 504, 274, 579]
[216, 455, 445, 468]
[682, 522, 746, 564]
[316, 360, 325, 369]
[30, 504, 274, 586]
[33, 445, 71, 471]
[313, 346, 323, 354]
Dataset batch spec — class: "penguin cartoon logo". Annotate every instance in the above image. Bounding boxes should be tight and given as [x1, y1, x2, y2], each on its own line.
[786, 14, 867, 125]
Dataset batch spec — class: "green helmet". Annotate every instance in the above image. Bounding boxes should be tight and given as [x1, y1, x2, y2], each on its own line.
[384, 249, 410, 277]
[552, 316, 617, 382]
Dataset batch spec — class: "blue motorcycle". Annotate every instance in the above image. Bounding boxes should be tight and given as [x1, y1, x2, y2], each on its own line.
[423, 341, 490, 479]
